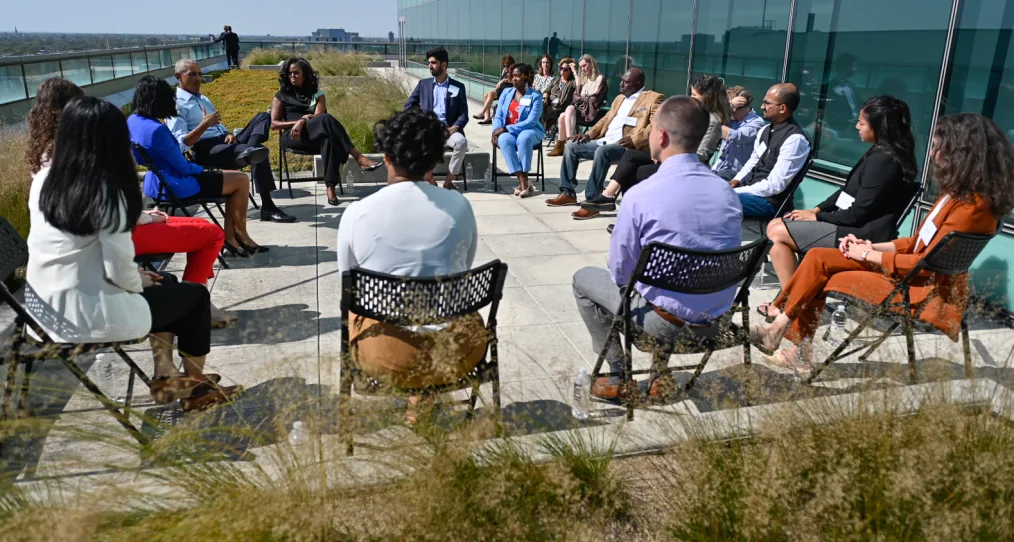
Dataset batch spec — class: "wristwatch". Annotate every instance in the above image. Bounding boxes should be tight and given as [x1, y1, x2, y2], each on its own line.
[860, 249, 871, 261]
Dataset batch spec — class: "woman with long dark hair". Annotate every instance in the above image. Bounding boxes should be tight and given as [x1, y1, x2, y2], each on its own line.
[27, 97, 241, 410]
[128, 75, 263, 257]
[270, 57, 381, 206]
[753, 113, 1013, 371]
[27, 78, 234, 328]
[761, 95, 920, 301]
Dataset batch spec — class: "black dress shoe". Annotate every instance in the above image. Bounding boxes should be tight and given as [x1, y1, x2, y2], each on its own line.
[580, 194, 617, 211]
[260, 209, 297, 223]
[235, 146, 269, 167]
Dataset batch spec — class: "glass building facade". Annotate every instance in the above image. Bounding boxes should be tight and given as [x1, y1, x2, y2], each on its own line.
[399, 0, 1014, 314]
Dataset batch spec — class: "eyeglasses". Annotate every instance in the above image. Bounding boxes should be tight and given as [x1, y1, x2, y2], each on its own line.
[761, 100, 783, 106]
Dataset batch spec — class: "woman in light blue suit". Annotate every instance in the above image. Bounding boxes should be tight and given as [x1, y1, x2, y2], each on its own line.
[490, 63, 545, 197]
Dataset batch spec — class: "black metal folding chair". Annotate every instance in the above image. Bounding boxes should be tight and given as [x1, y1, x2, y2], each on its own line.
[338, 260, 509, 455]
[808, 230, 997, 385]
[132, 143, 229, 270]
[0, 218, 152, 447]
[590, 238, 770, 420]
[491, 140, 546, 193]
[278, 134, 329, 198]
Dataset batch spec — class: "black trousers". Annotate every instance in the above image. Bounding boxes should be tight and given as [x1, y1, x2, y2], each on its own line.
[280, 113, 354, 188]
[142, 282, 211, 358]
[227, 49, 239, 68]
[191, 112, 277, 206]
[610, 148, 660, 194]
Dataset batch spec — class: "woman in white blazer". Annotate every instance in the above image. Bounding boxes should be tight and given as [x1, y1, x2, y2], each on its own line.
[25, 96, 241, 411]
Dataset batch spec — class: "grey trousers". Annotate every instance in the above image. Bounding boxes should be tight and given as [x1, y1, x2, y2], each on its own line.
[559, 141, 627, 199]
[445, 131, 467, 176]
[573, 267, 719, 380]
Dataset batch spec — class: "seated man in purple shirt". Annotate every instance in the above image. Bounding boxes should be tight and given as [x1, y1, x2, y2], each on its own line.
[572, 96, 744, 400]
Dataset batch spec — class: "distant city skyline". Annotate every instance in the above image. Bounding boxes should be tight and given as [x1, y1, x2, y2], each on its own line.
[4, 0, 398, 38]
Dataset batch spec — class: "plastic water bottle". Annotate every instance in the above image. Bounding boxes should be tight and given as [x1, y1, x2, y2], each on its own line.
[572, 368, 591, 420]
[288, 421, 308, 447]
[465, 162, 474, 183]
[93, 352, 114, 393]
[345, 168, 355, 193]
[483, 165, 493, 192]
[828, 304, 848, 346]
[793, 338, 813, 382]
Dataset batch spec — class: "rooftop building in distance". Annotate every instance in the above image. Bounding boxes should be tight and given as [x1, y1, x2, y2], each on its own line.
[310, 28, 360, 43]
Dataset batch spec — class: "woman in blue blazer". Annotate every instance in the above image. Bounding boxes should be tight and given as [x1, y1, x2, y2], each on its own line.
[127, 75, 263, 257]
[491, 63, 545, 198]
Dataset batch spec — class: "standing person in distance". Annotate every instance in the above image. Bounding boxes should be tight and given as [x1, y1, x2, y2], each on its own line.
[215, 25, 240, 69]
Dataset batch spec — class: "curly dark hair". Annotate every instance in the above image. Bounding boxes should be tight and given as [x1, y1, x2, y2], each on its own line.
[26, 78, 84, 174]
[691, 74, 731, 125]
[932, 113, 1014, 218]
[511, 63, 535, 87]
[372, 108, 448, 180]
[860, 95, 918, 182]
[131, 75, 178, 121]
[279, 57, 319, 96]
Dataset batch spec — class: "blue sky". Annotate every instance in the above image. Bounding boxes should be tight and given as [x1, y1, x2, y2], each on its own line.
[5, 0, 399, 38]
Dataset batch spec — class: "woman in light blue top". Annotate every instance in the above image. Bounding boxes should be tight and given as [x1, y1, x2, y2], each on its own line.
[490, 63, 545, 198]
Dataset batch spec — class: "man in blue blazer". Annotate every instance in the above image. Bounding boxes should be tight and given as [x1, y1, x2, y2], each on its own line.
[405, 47, 469, 189]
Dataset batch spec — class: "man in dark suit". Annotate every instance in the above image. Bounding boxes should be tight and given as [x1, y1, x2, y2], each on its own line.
[405, 47, 469, 190]
[215, 25, 240, 68]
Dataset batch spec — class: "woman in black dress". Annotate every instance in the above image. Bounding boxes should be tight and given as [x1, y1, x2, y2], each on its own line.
[761, 95, 920, 313]
[270, 57, 381, 206]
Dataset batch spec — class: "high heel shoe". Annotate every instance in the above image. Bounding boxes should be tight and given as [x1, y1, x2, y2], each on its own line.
[518, 184, 532, 198]
[237, 239, 269, 254]
[222, 241, 249, 258]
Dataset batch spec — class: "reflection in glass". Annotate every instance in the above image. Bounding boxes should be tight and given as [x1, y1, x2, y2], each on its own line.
[131, 52, 148, 74]
[548, 0, 582, 61]
[482, 0, 502, 78]
[91, 56, 115, 83]
[0, 65, 27, 105]
[629, 0, 695, 96]
[786, 0, 950, 176]
[61, 58, 92, 87]
[523, 0, 551, 64]
[24, 61, 61, 98]
[582, 0, 631, 102]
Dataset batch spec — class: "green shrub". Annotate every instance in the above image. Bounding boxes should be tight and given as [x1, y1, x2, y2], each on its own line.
[0, 127, 31, 239]
[241, 49, 378, 77]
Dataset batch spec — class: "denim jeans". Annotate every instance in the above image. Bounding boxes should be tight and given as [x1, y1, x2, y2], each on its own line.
[572, 267, 718, 380]
[738, 193, 777, 219]
[558, 141, 627, 199]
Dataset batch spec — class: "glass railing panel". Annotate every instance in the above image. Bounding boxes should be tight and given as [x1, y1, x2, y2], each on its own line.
[0, 65, 27, 105]
[61, 57, 92, 86]
[24, 60, 61, 97]
[90, 55, 115, 83]
[113, 54, 132, 78]
[131, 52, 148, 74]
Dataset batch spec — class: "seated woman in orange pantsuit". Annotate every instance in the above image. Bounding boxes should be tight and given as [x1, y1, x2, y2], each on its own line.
[752, 113, 1014, 370]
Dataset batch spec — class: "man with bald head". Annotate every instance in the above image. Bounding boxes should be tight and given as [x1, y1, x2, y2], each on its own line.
[547, 67, 664, 217]
[572, 96, 743, 400]
[730, 83, 811, 219]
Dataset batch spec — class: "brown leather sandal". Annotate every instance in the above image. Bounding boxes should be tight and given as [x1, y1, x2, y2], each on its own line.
[180, 385, 243, 412]
[149, 374, 222, 405]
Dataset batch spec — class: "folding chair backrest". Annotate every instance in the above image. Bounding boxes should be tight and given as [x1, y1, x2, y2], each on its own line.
[918, 230, 995, 276]
[0, 217, 28, 286]
[341, 260, 509, 327]
[773, 154, 814, 218]
[132, 143, 182, 205]
[632, 237, 770, 295]
[893, 181, 922, 236]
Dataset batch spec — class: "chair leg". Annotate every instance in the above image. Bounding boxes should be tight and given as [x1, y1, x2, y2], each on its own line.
[961, 318, 974, 379]
[808, 317, 872, 384]
[57, 354, 150, 446]
[539, 146, 545, 192]
[2, 326, 24, 422]
[114, 346, 152, 388]
[249, 190, 259, 210]
[904, 319, 918, 384]
[339, 351, 355, 457]
[684, 350, 714, 395]
[857, 322, 900, 362]
[491, 149, 498, 192]
[17, 360, 33, 417]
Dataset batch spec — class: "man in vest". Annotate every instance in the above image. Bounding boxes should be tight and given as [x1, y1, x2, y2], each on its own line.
[730, 83, 811, 218]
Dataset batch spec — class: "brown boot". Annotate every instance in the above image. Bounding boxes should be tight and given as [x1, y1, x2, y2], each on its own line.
[547, 139, 566, 157]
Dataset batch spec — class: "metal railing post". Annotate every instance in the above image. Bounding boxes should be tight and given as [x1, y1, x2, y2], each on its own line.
[20, 62, 30, 100]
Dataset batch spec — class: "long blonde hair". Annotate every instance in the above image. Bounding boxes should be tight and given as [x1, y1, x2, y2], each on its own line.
[577, 54, 601, 87]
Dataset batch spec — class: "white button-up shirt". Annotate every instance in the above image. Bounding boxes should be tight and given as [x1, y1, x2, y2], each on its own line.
[602, 89, 642, 145]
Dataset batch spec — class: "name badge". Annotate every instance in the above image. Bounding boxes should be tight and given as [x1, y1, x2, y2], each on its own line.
[552, 98, 559, 105]
[918, 221, 938, 249]
[835, 191, 855, 210]
[623, 116, 638, 127]
[448, 87, 459, 97]
[520, 97, 532, 106]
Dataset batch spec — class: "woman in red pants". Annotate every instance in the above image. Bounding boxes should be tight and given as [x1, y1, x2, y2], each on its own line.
[132, 211, 236, 327]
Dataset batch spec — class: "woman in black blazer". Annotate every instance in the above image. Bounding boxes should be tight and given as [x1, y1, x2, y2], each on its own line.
[764, 95, 919, 293]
